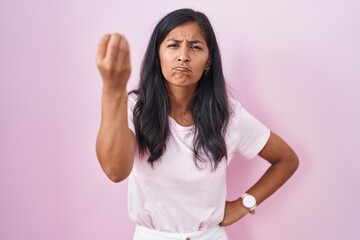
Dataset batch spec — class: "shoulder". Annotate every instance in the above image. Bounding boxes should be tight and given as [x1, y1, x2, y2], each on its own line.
[227, 97, 258, 127]
[228, 97, 243, 116]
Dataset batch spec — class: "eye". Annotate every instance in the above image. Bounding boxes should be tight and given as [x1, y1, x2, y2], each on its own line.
[167, 43, 179, 48]
[191, 45, 203, 50]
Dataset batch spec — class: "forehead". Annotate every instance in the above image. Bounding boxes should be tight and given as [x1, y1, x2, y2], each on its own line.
[164, 22, 206, 42]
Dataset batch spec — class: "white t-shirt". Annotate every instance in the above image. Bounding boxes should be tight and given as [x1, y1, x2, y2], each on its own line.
[127, 94, 270, 233]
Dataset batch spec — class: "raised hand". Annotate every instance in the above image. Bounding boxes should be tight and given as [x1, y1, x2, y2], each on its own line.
[96, 33, 131, 91]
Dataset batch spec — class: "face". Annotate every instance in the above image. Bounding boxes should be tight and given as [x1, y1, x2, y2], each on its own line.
[159, 22, 210, 89]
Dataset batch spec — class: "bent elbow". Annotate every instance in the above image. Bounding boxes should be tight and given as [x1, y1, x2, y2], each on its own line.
[96, 147, 134, 183]
[107, 173, 128, 183]
[103, 165, 132, 183]
[290, 152, 300, 174]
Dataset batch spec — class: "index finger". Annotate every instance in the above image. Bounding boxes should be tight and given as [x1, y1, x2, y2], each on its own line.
[96, 34, 111, 63]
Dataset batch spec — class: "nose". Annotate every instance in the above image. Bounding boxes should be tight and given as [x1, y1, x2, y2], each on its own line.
[177, 46, 190, 63]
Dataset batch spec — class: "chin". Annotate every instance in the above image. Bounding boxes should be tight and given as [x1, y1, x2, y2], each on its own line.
[175, 78, 191, 85]
[169, 79, 197, 87]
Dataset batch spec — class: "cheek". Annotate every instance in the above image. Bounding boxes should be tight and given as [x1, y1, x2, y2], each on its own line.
[159, 52, 175, 77]
[195, 57, 209, 71]
[159, 57, 169, 75]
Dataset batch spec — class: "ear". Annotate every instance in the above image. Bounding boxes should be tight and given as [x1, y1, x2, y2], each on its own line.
[205, 58, 212, 70]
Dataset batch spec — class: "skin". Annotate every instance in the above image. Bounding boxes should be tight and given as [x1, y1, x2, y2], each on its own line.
[95, 22, 299, 227]
[95, 33, 136, 182]
[159, 22, 211, 126]
[219, 132, 299, 226]
[159, 22, 210, 89]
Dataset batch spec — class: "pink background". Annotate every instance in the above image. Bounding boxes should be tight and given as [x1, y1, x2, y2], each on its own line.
[1, 0, 359, 239]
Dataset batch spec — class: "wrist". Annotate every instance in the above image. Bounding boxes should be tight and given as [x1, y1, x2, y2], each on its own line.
[241, 193, 257, 215]
[102, 85, 128, 97]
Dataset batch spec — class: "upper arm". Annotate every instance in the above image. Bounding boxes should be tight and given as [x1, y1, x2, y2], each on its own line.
[258, 132, 299, 166]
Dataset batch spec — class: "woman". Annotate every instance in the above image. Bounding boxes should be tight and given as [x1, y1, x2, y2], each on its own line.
[96, 8, 299, 240]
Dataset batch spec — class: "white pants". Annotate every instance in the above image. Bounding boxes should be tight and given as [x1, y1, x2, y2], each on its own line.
[133, 225, 229, 240]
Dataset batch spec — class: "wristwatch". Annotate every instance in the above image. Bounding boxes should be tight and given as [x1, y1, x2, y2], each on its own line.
[241, 193, 257, 214]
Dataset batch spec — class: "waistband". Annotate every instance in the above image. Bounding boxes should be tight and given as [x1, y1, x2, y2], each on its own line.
[133, 224, 228, 240]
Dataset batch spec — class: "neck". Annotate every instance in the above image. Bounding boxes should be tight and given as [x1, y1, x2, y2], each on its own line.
[166, 84, 197, 126]
[166, 84, 196, 113]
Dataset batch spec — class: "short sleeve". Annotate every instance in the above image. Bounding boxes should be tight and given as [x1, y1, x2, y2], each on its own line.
[229, 99, 271, 159]
[127, 93, 137, 134]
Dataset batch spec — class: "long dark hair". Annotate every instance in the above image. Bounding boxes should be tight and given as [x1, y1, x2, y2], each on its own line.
[131, 8, 230, 170]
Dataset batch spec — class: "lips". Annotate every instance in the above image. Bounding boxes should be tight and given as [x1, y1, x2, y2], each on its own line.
[173, 66, 192, 72]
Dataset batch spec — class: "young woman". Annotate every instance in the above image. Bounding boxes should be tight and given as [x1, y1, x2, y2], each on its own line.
[95, 8, 299, 240]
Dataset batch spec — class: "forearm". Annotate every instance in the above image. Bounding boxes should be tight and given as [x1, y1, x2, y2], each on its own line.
[220, 155, 298, 226]
[96, 87, 136, 182]
[245, 155, 299, 206]
[241, 132, 300, 206]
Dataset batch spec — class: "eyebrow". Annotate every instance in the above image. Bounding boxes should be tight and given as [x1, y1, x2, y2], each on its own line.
[167, 38, 205, 44]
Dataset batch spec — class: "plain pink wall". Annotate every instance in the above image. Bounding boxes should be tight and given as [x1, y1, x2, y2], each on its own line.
[1, 0, 359, 239]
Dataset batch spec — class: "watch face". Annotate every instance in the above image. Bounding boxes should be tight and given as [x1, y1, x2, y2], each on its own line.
[243, 195, 256, 208]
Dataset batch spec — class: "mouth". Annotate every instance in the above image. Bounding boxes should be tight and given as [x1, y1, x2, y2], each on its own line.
[173, 66, 192, 72]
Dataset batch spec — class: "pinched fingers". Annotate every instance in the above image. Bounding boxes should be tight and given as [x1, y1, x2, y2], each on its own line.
[104, 33, 121, 63]
[117, 36, 130, 64]
[97, 33, 130, 68]
[96, 34, 111, 65]
[96, 33, 131, 88]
